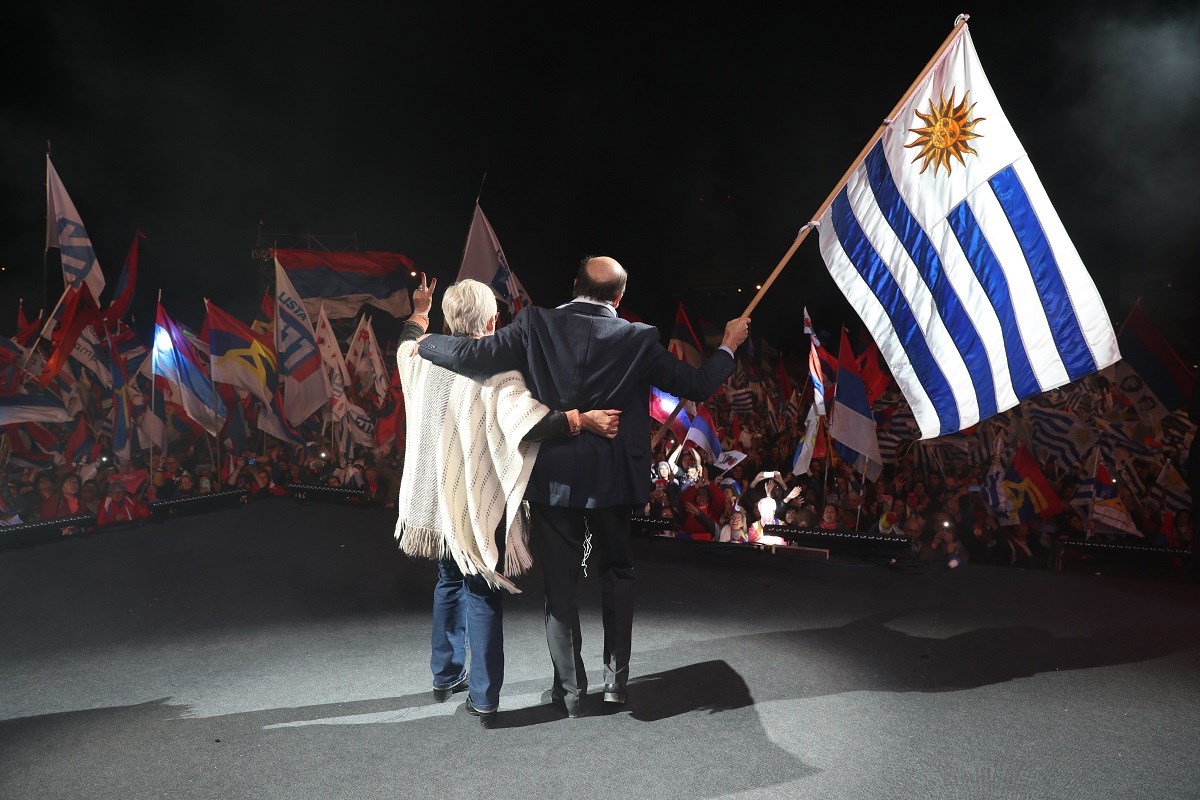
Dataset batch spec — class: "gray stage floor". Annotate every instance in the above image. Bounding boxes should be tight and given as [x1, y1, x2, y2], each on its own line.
[2, 498, 1198, 800]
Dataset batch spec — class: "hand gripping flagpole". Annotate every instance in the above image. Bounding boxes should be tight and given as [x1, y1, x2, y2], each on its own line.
[651, 14, 971, 451]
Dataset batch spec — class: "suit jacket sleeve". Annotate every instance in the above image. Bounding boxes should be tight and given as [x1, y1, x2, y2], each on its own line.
[417, 313, 529, 380]
[641, 331, 735, 402]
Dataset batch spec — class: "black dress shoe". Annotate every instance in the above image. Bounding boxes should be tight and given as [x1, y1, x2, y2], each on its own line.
[465, 698, 497, 729]
[432, 676, 468, 703]
[541, 688, 584, 718]
[602, 684, 626, 705]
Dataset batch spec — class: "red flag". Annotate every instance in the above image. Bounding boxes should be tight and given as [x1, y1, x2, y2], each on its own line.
[103, 230, 145, 326]
[775, 355, 793, 406]
[856, 339, 891, 405]
[16, 300, 29, 332]
[39, 286, 102, 387]
[13, 306, 42, 348]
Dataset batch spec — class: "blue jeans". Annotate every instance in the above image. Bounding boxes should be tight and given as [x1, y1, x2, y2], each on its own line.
[431, 559, 504, 712]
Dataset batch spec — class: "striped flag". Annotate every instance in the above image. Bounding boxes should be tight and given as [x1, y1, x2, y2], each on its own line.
[816, 23, 1119, 440]
[1072, 449, 1141, 537]
[1149, 461, 1191, 515]
[1025, 403, 1096, 471]
[153, 303, 226, 437]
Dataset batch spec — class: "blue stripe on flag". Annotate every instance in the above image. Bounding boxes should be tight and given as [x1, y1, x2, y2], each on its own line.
[829, 187, 959, 435]
[946, 202, 1042, 401]
[988, 167, 1097, 381]
[864, 146, 997, 422]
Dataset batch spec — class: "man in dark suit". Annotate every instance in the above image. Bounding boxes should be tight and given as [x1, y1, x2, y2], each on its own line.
[418, 255, 750, 716]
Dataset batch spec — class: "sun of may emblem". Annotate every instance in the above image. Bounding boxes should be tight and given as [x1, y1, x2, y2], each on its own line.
[904, 89, 984, 176]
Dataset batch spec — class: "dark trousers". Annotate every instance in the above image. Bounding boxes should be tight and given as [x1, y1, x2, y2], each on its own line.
[529, 502, 635, 703]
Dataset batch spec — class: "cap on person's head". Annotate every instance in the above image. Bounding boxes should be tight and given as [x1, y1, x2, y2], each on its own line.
[108, 482, 127, 494]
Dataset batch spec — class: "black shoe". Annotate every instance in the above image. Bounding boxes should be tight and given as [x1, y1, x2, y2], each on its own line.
[465, 698, 497, 729]
[432, 676, 467, 703]
[541, 688, 584, 718]
[602, 684, 627, 705]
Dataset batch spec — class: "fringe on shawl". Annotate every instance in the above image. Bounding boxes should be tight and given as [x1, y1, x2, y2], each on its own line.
[502, 501, 535, 578]
[396, 523, 450, 562]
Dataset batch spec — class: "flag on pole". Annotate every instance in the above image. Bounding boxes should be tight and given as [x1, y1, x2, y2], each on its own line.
[106, 329, 134, 462]
[649, 386, 692, 444]
[152, 302, 225, 438]
[344, 313, 389, 406]
[791, 402, 823, 476]
[316, 305, 377, 454]
[816, 22, 1119, 441]
[314, 303, 353, 421]
[205, 299, 279, 408]
[153, 302, 225, 437]
[38, 286, 103, 388]
[274, 257, 331, 425]
[667, 303, 704, 368]
[829, 329, 882, 481]
[456, 203, 533, 317]
[1071, 449, 1140, 536]
[683, 403, 722, 461]
[103, 230, 145, 325]
[45, 156, 106, 301]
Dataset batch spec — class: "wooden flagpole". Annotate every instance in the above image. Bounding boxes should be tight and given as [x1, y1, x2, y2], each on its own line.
[651, 15, 971, 450]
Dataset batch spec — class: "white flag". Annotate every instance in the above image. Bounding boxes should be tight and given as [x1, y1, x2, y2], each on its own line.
[46, 156, 106, 301]
[456, 203, 533, 315]
[275, 258, 331, 425]
[314, 303, 352, 421]
[344, 314, 389, 405]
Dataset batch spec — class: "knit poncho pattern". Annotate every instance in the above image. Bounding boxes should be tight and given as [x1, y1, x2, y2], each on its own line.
[393, 340, 549, 593]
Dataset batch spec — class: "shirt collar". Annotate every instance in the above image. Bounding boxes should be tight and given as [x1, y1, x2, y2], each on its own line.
[558, 297, 618, 316]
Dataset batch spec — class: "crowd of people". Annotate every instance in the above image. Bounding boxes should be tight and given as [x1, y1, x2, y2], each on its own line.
[0, 437, 403, 532]
[642, 409, 1195, 572]
[4, 387, 1194, 577]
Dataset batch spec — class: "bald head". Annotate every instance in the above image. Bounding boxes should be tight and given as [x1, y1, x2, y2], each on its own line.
[573, 256, 627, 304]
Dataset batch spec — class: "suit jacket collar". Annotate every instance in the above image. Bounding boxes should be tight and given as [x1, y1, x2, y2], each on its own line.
[558, 299, 618, 318]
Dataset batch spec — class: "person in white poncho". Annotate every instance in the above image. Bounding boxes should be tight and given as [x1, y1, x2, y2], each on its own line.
[394, 276, 620, 727]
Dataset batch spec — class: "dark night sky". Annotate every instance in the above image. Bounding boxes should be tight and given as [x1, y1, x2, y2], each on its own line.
[1, 2, 1197, 364]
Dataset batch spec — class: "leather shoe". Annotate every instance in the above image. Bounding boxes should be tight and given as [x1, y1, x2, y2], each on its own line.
[602, 684, 627, 705]
[432, 676, 467, 703]
[541, 688, 583, 718]
[465, 698, 497, 729]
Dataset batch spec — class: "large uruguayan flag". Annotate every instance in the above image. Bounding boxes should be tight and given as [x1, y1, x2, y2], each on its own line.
[46, 156, 106, 301]
[817, 24, 1119, 440]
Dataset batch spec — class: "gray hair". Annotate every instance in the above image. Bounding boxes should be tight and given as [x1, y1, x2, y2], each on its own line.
[442, 279, 498, 338]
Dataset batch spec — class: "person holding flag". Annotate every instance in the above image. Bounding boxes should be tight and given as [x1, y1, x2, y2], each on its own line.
[418, 255, 749, 715]
[394, 275, 620, 728]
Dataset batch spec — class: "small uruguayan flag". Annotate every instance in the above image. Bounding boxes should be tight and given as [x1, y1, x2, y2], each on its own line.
[817, 23, 1119, 440]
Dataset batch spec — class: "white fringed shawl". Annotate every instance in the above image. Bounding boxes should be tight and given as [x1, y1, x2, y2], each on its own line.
[393, 340, 548, 593]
